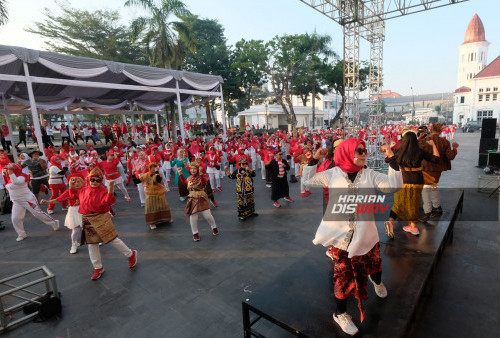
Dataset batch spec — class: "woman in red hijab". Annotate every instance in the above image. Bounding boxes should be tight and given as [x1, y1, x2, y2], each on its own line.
[301, 138, 403, 335]
[47, 155, 69, 214]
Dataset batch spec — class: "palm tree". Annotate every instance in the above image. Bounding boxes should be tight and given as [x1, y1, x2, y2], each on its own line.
[0, 0, 9, 26]
[125, 0, 195, 69]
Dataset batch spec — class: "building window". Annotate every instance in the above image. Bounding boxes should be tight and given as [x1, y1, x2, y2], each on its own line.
[486, 88, 491, 92]
[460, 96, 465, 104]
[493, 94, 497, 101]
[486, 94, 490, 101]
[479, 88, 484, 92]
[478, 95, 483, 102]
[494, 87, 498, 92]
[478, 110, 494, 122]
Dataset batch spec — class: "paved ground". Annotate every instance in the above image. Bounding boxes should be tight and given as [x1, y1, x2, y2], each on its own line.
[0, 131, 498, 337]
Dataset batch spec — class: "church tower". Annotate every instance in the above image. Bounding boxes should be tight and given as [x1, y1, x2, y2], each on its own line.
[456, 14, 489, 89]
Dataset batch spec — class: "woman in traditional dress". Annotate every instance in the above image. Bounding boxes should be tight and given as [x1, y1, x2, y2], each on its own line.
[42, 173, 85, 254]
[132, 150, 147, 207]
[140, 162, 172, 230]
[171, 148, 190, 201]
[69, 167, 137, 280]
[225, 158, 258, 220]
[301, 139, 402, 335]
[265, 151, 293, 208]
[384, 130, 439, 237]
[98, 151, 131, 202]
[177, 162, 218, 242]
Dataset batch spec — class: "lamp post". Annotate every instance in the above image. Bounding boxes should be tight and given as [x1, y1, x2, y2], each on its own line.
[411, 86, 415, 123]
[265, 103, 269, 130]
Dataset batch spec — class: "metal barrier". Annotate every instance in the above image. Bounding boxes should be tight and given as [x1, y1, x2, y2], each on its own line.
[0, 266, 59, 333]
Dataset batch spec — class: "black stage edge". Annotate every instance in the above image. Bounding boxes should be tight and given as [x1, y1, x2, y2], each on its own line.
[242, 189, 464, 337]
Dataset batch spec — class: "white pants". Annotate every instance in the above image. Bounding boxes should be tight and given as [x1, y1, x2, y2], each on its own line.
[161, 162, 171, 183]
[422, 184, 441, 214]
[300, 177, 309, 194]
[261, 161, 266, 179]
[11, 196, 58, 236]
[117, 163, 126, 179]
[71, 226, 82, 243]
[88, 237, 132, 269]
[294, 164, 300, 177]
[105, 178, 130, 199]
[136, 183, 145, 204]
[209, 172, 220, 189]
[189, 209, 217, 235]
[250, 154, 257, 170]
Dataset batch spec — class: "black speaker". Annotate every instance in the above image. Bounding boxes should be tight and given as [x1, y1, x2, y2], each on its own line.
[479, 138, 498, 153]
[488, 152, 500, 167]
[481, 118, 497, 138]
[478, 153, 488, 167]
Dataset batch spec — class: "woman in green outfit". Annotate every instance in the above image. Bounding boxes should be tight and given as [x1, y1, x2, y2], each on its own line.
[171, 148, 190, 201]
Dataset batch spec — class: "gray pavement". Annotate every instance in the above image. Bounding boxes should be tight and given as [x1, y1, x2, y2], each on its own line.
[0, 131, 498, 337]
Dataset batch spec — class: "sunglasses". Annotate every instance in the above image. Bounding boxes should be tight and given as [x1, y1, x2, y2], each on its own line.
[89, 178, 102, 183]
[355, 148, 367, 155]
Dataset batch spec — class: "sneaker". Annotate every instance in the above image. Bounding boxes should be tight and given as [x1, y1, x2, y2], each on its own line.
[149, 224, 157, 230]
[300, 193, 309, 198]
[273, 202, 281, 208]
[128, 250, 138, 268]
[305, 190, 312, 195]
[384, 221, 394, 239]
[432, 206, 443, 215]
[210, 200, 218, 208]
[403, 225, 420, 236]
[16, 234, 28, 242]
[180, 197, 186, 202]
[368, 275, 388, 298]
[284, 196, 294, 202]
[70, 242, 78, 254]
[52, 220, 60, 231]
[325, 247, 335, 261]
[419, 212, 432, 223]
[193, 233, 200, 242]
[140, 203, 145, 208]
[217, 187, 223, 192]
[212, 189, 216, 192]
[212, 228, 219, 236]
[266, 184, 271, 188]
[333, 313, 358, 336]
[91, 267, 104, 280]
[47, 210, 54, 215]
[125, 197, 132, 202]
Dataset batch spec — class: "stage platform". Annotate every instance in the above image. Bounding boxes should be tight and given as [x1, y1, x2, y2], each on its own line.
[242, 189, 464, 337]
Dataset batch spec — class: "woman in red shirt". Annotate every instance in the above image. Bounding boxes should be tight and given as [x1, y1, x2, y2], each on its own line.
[98, 152, 131, 201]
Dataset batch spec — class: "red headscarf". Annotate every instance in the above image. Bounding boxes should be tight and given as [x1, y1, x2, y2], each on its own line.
[333, 138, 365, 173]
[50, 155, 62, 170]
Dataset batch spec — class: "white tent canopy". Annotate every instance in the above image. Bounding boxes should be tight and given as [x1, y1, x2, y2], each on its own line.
[0, 44, 228, 153]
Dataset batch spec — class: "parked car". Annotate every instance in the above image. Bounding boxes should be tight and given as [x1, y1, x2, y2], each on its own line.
[462, 121, 482, 132]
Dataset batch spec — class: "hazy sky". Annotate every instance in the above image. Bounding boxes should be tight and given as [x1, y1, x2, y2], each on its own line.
[0, 0, 498, 97]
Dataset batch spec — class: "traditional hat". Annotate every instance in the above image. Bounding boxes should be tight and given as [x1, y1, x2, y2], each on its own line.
[239, 157, 248, 165]
[88, 167, 104, 179]
[28, 150, 43, 157]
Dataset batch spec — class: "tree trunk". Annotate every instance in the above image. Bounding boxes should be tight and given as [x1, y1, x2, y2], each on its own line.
[205, 102, 212, 126]
[169, 101, 177, 141]
[301, 95, 307, 106]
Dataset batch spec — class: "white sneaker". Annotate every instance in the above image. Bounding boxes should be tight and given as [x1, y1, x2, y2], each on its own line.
[369, 275, 388, 298]
[52, 220, 60, 231]
[16, 234, 27, 242]
[333, 312, 358, 336]
[70, 242, 78, 254]
[140, 203, 145, 208]
[47, 210, 54, 215]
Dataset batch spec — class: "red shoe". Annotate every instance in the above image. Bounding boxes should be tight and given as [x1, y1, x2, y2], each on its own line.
[300, 193, 308, 198]
[217, 187, 223, 191]
[305, 190, 312, 195]
[212, 228, 219, 236]
[273, 201, 281, 208]
[212, 189, 216, 192]
[193, 233, 200, 242]
[128, 250, 138, 268]
[91, 267, 104, 280]
[403, 225, 420, 236]
[210, 200, 218, 208]
[284, 196, 294, 202]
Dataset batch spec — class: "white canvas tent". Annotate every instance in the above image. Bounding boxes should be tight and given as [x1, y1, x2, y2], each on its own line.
[0, 44, 227, 157]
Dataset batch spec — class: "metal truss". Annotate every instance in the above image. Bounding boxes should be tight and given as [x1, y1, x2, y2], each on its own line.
[299, 0, 469, 128]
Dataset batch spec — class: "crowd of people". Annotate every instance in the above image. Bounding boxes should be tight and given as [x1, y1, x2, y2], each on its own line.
[0, 120, 459, 335]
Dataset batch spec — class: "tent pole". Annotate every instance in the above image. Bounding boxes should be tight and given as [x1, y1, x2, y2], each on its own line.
[219, 84, 227, 139]
[22, 62, 46, 156]
[131, 113, 137, 144]
[2, 96, 18, 160]
[175, 80, 186, 144]
[155, 113, 160, 137]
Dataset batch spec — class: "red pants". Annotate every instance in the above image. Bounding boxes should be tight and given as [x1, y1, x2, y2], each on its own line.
[48, 183, 68, 210]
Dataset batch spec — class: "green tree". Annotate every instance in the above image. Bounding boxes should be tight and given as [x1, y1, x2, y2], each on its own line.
[125, 0, 194, 69]
[435, 105, 441, 113]
[323, 59, 370, 125]
[292, 32, 336, 128]
[0, 0, 8, 26]
[232, 39, 269, 110]
[266, 34, 309, 127]
[26, 1, 146, 64]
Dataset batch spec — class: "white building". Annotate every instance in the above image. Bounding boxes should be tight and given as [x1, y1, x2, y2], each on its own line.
[236, 104, 327, 129]
[453, 14, 500, 125]
[402, 108, 444, 124]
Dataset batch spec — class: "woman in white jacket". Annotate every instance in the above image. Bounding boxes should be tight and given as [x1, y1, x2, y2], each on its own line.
[4, 163, 59, 242]
[301, 138, 403, 336]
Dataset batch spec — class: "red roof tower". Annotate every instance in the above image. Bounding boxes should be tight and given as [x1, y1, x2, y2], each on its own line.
[463, 14, 486, 45]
